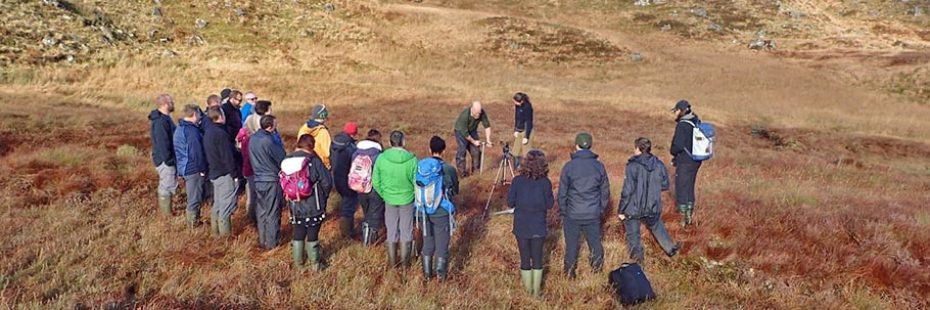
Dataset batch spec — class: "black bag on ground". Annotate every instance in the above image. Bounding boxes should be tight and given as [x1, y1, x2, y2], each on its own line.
[608, 263, 657, 305]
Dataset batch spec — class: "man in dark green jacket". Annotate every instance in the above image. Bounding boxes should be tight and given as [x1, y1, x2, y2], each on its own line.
[372, 131, 418, 268]
[453, 101, 492, 176]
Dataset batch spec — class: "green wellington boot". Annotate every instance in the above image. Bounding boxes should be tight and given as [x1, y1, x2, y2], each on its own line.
[531, 269, 544, 297]
[387, 242, 398, 267]
[158, 195, 172, 215]
[436, 257, 449, 282]
[399, 242, 412, 268]
[306, 241, 327, 271]
[520, 269, 533, 294]
[421, 256, 433, 281]
[291, 241, 305, 269]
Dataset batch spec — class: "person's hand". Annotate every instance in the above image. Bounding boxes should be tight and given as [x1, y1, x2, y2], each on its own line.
[618, 214, 626, 221]
[513, 131, 519, 138]
[485, 140, 493, 147]
[471, 140, 481, 147]
[522, 138, 529, 145]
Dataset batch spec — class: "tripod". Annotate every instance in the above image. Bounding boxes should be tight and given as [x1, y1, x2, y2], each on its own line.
[483, 144, 517, 216]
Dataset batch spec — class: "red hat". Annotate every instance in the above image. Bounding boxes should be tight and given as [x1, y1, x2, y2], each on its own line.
[343, 122, 358, 136]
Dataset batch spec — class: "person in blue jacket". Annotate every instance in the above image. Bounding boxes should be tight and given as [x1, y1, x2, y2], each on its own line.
[174, 104, 208, 228]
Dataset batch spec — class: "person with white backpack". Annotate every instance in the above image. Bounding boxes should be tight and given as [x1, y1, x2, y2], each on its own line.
[669, 100, 715, 227]
[331, 122, 359, 239]
[281, 134, 333, 270]
[415, 136, 459, 281]
[351, 129, 385, 247]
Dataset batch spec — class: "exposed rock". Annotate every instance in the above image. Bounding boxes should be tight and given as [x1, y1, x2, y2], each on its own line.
[195, 18, 208, 29]
[235, 8, 246, 17]
[708, 23, 723, 32]
[323, 3, 335, 13]
[42, 37, 59, 47]
[153, 7, 162, 17]
[749, 38, 776, 50]
[161, 49, 177, 58]
[630, 52, 644, 62]
[690, 7, 708, 18]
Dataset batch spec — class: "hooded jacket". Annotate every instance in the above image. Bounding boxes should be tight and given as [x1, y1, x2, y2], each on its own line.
[148, 109, 176, 167]
[297, 120, 332, 169]
[204, 121, 238, 180]
[173, 119, 206, 177]
[618, 153, 670, 219]
[249, 129, 286, 183]
[372, 147, 418, 205]
[353, 140, 383, 164]
[670, 113, 701, 165]
[558, 149, 610, 221]
[285, 150, 332, 220]
[330, 132, 357, 195]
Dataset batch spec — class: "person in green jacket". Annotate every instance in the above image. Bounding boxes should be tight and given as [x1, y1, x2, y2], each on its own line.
[372, 130, 418, 268]
[453, 101, 493, 177]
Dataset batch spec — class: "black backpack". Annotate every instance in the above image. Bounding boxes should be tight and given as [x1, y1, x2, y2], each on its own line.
[608, 263, 657, 306]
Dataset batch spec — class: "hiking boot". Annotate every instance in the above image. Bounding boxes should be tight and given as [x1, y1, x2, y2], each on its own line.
[218, 218, 232, 237]
[531, 269, 543, 297]
[158, 195, 172, 216]
[339, 217, 353, 239]
[421, 256, 433, 281]
[291, 241, 305, 269]
[185, 209, 200, 228]
[399, 242, 413, 268]
[436, 257, 449, 281]
[306, 241, 327, 271]
[520, 269, 533, 294]
[387, 242, 398, 267]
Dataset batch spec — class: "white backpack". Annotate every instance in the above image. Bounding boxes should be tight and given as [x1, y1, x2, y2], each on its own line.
[681, 120, 716, 161]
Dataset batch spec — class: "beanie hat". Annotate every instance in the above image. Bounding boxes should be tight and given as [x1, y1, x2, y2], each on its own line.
[312, 104, 329, 120]
[220, 88, 232, 100]
[575, 132, 593, 149]
[343, 122, 358, 136]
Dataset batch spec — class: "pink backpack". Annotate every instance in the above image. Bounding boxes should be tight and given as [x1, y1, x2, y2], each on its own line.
[279, 156, 315, 201]
[348, 154, 374, 193]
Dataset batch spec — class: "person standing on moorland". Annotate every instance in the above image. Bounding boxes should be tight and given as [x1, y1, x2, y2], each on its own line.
[204, 106, 240, 237]
[669, 100, 703, 227]
[149, 94, 177, 216]
[419, 136, 459, 281]
[511, 92, 534, 169]
[332, 122, 360, 239]
[619, 137, 681, 265]
[223, 90, 246, 193]
[453, 101, 493, 177]
[297, 104, 333, 170]
[558, 132, 610, 279]
[249, 115, 287, 250]
[239, 100, 281, 226]
[372, 131, 417, 268]
[284, 134, 333, 270]
[508, 149, 553, 296]
[353, 129, 385, 247]
[174, 104, 208, 228]
[240, 91, 258, 124]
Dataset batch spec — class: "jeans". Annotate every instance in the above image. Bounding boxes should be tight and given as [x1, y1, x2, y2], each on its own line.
[562, 217, 604, 272]
[624, 216, 677, 264]
[338, 189, 359, 219]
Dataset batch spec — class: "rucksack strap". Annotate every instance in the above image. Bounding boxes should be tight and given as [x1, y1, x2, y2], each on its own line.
[680, 120, 697, 127]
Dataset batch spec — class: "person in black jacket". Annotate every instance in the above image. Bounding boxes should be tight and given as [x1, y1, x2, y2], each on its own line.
[249, 115, 287, 250]
[511, 92, 534, 169]
[331, 122, 359, 239]
[508, 149, 553, 296]
[204, 106, 239, 237]
[558, 132, 610, 279]
[669, 100, 702, 227]
[149, 94, 177, 216]
[619, 138, 681, 265]
[285, 134, 333, 271]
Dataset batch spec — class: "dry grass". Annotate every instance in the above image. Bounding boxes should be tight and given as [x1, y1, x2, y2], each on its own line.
[1, 0, 930, 308]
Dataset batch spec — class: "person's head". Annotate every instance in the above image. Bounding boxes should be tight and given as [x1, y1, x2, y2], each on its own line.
[260, 115, 277, 132]
[429, 136, 446, 156]
[220, 88, 231, 101]
[244, 92, 258, 105]
[206, 106, 224, 124]
[297, 134, 316, 154]
[513, 92, 529, 106]
[229, 90, 243, 107]
[367, 129, 382, 143]
[343, 122, 358, 138]
[575, 132, 593, 150]
[390, 130, 405, 147]
[254, 100, 272, 116]
[634, 137, 652, 156]
[520, 149, 549, 180]
[671, 100, 691, 119]
[206, 95, 221, 108]
[311, 104, 329, 122]
[470, 101, 483, 119]
[182, 104, 201, 123]
[155, 94, 175, 113]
